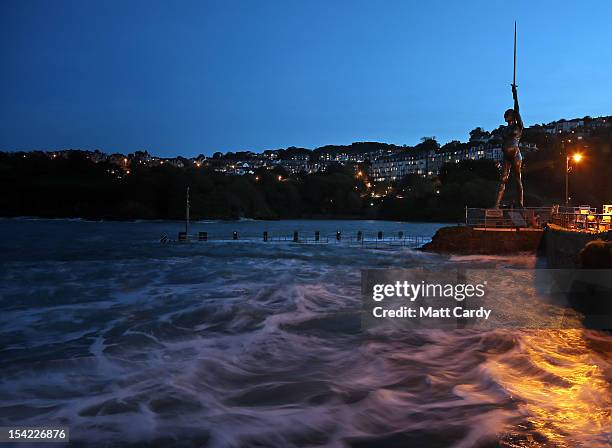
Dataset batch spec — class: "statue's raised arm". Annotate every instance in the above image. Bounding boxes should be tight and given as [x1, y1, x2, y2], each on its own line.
[512, 84, 523, 130]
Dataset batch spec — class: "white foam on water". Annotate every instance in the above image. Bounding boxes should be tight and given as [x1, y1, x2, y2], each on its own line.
[0, 220, 610, 447]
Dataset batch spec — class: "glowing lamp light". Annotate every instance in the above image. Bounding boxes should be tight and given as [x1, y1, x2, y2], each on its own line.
[565, 152, 584, 205]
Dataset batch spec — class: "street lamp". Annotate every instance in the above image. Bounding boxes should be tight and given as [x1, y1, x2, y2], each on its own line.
[565, 152, 583, 205]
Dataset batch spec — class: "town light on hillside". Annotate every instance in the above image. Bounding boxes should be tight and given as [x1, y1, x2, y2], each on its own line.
[565, 152, 584, 205]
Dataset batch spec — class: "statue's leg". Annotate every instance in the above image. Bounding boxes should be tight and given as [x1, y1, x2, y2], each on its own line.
[514, 158, 524, 207]
[495, 161, 512, 208]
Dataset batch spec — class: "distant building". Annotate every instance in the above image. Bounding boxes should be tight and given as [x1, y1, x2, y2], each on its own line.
[369, 150, 428, 182]
[468, 145, 486, 160]
[586, 117, 610, 129]
[544, 119, 584, 134]
[369, 141, 539, 182]
[428, 145, 469, 175]
[108, 153, 129, 167]
[485, 146, 504, 163]
[166, 158, 184, 168]
[87, 150, 108, 163]
[280, 158, 309, 174]
[130, 150, 152, 165]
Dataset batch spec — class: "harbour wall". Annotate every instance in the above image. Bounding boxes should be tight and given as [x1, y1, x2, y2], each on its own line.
[543, 224, 611, 268]
[421, 226, 544, 255]
[422, 224, 611, 268]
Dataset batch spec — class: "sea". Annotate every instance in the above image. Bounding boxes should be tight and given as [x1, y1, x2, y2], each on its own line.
[0, 219, 610, 447]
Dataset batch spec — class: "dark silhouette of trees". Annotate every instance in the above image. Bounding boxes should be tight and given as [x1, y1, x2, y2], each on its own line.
[469, 127, 491, 141]
[2, 124, 610, 222]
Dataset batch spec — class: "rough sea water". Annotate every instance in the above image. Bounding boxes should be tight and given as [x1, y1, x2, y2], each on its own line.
[0, 219, 610, 448]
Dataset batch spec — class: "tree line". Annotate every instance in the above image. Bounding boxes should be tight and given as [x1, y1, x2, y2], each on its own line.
[1, 126, 610, 222]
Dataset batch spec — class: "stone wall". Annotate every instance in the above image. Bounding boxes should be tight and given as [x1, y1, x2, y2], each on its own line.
[421, 226, 544, 255]
[543, 224, 612, 268]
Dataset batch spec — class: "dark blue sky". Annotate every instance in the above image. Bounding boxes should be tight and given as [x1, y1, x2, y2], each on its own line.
[2, 0, 611, 157]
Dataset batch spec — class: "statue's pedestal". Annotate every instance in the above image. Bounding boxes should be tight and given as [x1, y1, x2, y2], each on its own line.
[421, 226, 543, 255]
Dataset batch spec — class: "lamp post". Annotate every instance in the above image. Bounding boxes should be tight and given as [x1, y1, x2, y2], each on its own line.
[565, 152, 582, 205]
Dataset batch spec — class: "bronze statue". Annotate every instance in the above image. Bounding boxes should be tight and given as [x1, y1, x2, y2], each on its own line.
[494, 84, 524, 208]
[495, 22, 524, 208]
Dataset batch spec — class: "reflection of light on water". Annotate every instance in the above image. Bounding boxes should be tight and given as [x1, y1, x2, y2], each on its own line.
[2, 221, 611, 446]
[489, 330, 612, 447]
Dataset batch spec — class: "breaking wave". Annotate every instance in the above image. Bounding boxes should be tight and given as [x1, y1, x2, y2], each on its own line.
[0, 219, 610, 447]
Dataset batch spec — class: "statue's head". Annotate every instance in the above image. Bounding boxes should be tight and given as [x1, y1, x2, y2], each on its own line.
[504, 109, 516, 124]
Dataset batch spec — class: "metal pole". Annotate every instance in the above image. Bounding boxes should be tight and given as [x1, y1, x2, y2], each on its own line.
[565, 156, 569, 206]
[185, 186, 190, 234]
[561, 139, 569, 206]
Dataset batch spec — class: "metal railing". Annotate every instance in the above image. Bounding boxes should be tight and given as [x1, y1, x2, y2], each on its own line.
[465, 206, 556, 229]
[465, 205, 611, 234]
[550, 210, 611, 233]
[173, 230, 431, 248]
